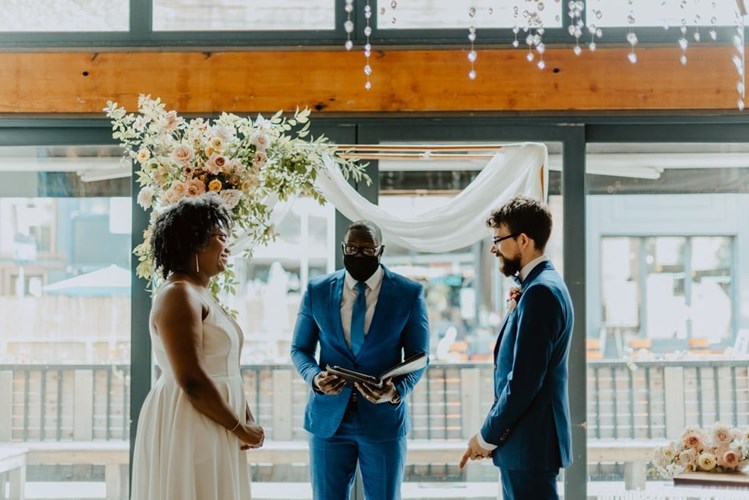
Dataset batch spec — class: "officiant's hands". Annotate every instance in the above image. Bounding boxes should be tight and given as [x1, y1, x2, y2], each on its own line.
[314, 370, 346, 395]
[459, 434, 493, 469]
[355, 379, 399, 404]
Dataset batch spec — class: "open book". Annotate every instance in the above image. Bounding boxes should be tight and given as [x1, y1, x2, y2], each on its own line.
[327, 352, 428, 388]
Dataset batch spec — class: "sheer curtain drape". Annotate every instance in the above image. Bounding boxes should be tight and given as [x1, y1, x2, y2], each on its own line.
[316, 142, 548, 252]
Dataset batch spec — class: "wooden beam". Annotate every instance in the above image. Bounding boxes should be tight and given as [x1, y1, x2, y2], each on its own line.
[0, 47, 741, 114]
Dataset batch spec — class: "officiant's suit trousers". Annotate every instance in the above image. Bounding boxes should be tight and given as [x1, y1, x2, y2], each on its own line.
[291, 266, 430, 500]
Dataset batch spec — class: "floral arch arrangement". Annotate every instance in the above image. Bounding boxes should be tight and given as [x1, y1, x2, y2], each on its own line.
[105, 95, 367, 295]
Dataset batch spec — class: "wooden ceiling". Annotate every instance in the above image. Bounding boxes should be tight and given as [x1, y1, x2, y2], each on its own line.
[0, 46, 741, 114]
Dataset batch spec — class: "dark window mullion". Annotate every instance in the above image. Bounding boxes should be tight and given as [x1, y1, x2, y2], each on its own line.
[129, 0, 152, 43]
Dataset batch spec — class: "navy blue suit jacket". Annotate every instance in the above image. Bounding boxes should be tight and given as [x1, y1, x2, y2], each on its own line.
[481, 260, 574, 471]
[290, 266, 430, 440]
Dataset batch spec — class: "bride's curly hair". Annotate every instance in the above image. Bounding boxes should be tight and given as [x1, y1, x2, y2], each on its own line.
[150, 193, 232, 278]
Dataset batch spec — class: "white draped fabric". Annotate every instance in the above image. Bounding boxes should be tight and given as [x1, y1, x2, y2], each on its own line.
[315, 142, 548, 253]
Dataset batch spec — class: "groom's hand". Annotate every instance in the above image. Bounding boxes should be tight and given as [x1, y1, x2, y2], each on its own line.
[459, 434, 492, 469]
[314, 371, 346, 395]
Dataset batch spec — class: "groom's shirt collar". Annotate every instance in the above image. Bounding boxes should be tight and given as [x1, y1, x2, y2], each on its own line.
[517, 255, 549, 283]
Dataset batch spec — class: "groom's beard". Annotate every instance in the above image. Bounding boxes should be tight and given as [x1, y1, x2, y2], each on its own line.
[498, 252, 522, 277]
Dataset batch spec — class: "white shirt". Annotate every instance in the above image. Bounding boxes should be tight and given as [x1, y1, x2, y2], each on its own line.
[476, 254, 550, 451]
[340, 266, 384, 350]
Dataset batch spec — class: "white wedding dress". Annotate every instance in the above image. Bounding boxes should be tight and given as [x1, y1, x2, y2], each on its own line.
[131, 291, 252, 500]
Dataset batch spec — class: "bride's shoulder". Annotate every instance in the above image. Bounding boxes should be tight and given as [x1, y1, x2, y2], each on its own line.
[153, 279, 204, 308]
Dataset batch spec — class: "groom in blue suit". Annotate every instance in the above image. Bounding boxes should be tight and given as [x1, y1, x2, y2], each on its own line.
[291, 220, 430, 500]
[460, 195, 574, 500]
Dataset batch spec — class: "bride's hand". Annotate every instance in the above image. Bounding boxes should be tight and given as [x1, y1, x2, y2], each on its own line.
[236, 422, 265, 450]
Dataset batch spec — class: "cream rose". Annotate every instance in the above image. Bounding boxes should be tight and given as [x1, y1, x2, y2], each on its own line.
[171, 144, 195, 167]
[697, 452, 717, 471]
[205, 153, 227, 175]
[136, 148, 151, 163]
[186, 178, 206, 197]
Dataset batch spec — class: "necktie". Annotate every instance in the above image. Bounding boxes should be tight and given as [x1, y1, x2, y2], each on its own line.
[351, 282, 367, 355]
[511, 274, 522, 286]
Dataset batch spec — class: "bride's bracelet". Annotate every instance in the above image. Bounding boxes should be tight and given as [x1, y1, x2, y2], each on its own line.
[228, 419, 241, 432]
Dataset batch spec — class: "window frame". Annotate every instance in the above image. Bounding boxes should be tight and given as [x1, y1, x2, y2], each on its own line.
[0, 0, 740, 50]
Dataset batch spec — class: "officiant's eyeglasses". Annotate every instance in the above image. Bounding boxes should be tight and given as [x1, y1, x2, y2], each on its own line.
[492, 233, 519, 246]
[342, 243, 381, 257]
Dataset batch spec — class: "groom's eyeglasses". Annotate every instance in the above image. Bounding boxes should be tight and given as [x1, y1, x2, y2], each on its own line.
[492, 233, 519, 246]
[342, 243, 381, 257]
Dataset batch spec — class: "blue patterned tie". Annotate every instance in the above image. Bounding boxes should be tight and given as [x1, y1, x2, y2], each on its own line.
[351, 282, 367, 355]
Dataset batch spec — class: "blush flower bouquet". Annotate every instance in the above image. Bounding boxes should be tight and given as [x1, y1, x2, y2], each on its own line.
[506, 286, 522, 313]
[105, 95, 367, 294]
[651, 423, 749, 478]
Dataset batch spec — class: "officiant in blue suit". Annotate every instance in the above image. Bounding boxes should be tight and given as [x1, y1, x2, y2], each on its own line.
[459, 195, 574, 500]
[291, 220, 430, 500]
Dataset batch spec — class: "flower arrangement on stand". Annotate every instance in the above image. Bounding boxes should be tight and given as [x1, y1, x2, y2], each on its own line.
[652, 423, 749, 478]
[105, 95, 368, 296]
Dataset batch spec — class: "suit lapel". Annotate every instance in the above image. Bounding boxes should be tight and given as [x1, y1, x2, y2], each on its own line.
[494, 313, 511, 359]
[330, 271, 348, 353]
[492, 261, 552, 359]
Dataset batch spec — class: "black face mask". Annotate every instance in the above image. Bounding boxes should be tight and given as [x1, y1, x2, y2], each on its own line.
[343, 254, 380, 282]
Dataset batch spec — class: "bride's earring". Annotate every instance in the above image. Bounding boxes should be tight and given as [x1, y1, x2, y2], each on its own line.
[195, 254, 200, 273]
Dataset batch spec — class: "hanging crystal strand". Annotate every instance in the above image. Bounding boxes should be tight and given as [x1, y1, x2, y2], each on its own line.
[709, 1, 718, 40]
[344, 0, 354, 51]
[692, 0, 702, 43]
[388, 0, 398, 25]
[512, 3, 520, 48]
[678, 0, 688, 65]
[733, 8, 745, 110]
[626, 0, 638, 63]
[524, 4, 535, 63]
[466, 5, 478, 79]
[660, 0, 669, 31]
[587, 0, 603, 52]
[363, 0, 373, 90]
[468, 26, 478, 80]
[536, 27, 546, 69]
[521, 1, 546, 69]
[568, 0, 585, 56]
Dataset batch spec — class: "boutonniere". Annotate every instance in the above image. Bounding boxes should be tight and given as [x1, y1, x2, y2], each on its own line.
[506, 286, 522, 313]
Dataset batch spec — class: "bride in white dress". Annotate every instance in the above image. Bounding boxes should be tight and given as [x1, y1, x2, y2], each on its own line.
[131, 194, 264, 500]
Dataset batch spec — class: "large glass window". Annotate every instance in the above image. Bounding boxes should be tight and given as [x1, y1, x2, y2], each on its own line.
[0, 145, 131, 497]
[586, 141, 749, 494]
[0, 1, 128, 32]
[600, 235, 733, 355]
[587, 0, 739, 28]
[377, 0, 562, 29]
[153, 0, 335, 31]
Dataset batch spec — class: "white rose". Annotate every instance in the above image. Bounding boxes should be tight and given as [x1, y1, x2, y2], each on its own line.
[137, 186, 155, 209]
[212, 125, 233, 142]
[219, 189, 243, 210]
[250, 131, 270, 150]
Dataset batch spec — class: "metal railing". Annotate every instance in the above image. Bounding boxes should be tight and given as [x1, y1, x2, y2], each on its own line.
[2, 360, 749, 443]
